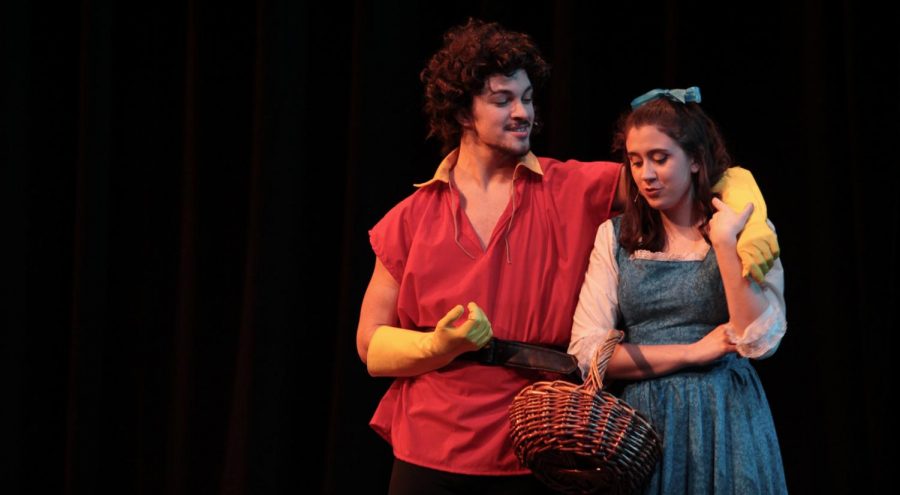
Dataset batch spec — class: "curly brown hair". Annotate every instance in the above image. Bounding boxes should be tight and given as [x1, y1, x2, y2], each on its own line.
[420, 18, 551, 155]
[612, 97, 732, 253]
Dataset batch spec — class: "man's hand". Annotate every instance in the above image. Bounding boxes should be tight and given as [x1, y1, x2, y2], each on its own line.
[366, 302, 492, 377]
[712, 167, 780, 283]
[431, 302, 493, 356]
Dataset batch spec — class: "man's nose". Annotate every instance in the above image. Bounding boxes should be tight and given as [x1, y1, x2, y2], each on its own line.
[510, 98, 529, 119]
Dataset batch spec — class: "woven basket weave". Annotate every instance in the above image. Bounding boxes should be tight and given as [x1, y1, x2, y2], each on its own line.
[508, 330, 662, 494]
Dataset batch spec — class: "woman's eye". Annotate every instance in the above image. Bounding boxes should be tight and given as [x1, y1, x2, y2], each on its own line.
[651, 154, 668, 164]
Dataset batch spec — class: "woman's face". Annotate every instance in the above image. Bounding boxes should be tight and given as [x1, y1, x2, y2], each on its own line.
[625, 125, 699, 216]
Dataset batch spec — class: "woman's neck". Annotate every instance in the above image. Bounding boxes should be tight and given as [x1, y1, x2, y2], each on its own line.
[659, 203, 706, 253]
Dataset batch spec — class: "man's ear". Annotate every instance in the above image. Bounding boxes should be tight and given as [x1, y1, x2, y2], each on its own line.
[456, 109, 473, 129]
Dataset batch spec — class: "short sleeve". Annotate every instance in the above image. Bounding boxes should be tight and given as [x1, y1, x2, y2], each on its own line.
[542, 159, 622, 221]
[368, 196, 416, 284]
[583, 161, 622, 215]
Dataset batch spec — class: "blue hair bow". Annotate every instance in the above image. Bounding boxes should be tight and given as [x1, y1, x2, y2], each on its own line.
[630, 86, 702, 110]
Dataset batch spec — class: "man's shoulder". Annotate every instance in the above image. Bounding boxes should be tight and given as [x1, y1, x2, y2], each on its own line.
[537, 155, 620, 166]
[536, 156, 621, 180]
[377, 182, 445, 225]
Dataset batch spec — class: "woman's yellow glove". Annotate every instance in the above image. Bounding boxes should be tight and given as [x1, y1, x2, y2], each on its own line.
[712, 167, 780, 283]
[366, 302, 493, 377]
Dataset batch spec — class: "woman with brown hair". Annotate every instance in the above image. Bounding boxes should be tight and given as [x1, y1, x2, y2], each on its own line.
[569, 88, 788, 494]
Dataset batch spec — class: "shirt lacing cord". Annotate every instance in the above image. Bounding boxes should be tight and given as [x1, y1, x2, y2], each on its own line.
[504, 176, 516, 264]
[447, 173, 519, 264]
[447, 178, 477, 260]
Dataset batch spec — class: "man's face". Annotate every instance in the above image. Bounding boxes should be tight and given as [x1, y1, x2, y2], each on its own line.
[465, 69, 534, 158]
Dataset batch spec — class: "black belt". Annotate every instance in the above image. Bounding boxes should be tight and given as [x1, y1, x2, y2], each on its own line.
[457, 338, 579, 375]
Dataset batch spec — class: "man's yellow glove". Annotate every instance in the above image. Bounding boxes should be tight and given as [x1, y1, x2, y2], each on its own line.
[712, 167, 780, 283]
[366, 302, 493, 377]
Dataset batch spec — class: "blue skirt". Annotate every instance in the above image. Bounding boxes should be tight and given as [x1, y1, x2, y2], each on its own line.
[621, 355, 787, 494]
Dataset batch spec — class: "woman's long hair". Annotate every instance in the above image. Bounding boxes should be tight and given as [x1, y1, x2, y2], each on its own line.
[612, 98, 732, 253]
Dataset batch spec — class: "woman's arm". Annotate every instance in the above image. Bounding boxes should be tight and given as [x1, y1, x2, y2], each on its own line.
[728, 256, 786, 359]
[606, 325, 735, 380]
[569, 221, 620, 377]
[709, 198, 773, 336]
[570, 221, 736, 380]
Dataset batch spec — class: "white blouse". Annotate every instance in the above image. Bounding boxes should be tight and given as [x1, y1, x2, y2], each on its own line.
[568, 219, 787, 378]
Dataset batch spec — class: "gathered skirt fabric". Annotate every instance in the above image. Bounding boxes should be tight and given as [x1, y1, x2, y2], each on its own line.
[611, 216, 788, 494]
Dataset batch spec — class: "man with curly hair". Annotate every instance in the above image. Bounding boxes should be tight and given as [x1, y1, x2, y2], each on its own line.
[355, 18, 779, 493]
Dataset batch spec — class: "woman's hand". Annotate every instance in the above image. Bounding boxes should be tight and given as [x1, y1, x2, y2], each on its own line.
[709, 197, 754, 248]
[688, 323, 737, 366]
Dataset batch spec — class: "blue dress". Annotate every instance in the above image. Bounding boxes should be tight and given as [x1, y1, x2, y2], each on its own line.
[613, 218, 788, 494]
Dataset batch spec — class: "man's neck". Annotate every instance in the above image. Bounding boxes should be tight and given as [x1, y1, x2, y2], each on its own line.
[455, 140, 520, 189]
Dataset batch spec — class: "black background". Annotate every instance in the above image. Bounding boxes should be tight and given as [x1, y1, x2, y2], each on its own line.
[3, 1, 897, 493]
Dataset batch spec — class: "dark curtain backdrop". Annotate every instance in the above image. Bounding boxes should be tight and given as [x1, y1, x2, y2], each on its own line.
[3, 0, 897, 493]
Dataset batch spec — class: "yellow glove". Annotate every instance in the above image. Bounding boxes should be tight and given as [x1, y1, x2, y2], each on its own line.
[712, 167, 780, 283]
[366, 302, 493, 377]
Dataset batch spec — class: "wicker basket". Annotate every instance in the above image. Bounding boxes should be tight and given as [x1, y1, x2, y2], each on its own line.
[508, 330, 662, 494]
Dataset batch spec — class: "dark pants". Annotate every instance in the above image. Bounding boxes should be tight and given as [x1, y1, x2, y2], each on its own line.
[388, 458, 558, 495]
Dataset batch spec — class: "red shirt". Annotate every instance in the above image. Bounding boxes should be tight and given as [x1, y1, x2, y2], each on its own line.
[368, 150, 621, 475]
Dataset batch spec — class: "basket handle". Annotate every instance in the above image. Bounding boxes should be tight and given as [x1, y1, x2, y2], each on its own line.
[584, 329, 624, 393]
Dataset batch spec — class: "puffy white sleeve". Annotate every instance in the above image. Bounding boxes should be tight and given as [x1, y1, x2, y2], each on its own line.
[725, 220, 787, 359]
[569, 219, 620, 378]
